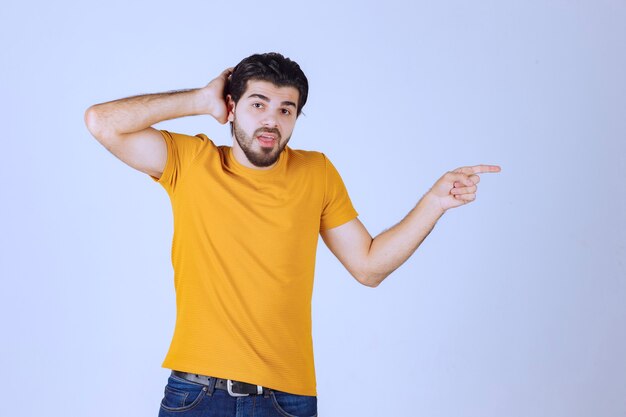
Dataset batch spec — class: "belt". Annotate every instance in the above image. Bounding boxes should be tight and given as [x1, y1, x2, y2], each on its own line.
[172, 370, 267, 397]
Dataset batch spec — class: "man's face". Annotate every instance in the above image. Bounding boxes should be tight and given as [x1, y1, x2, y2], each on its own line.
[228, 80, 299, 168]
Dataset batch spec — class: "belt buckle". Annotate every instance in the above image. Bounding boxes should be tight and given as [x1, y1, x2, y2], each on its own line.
[227, 379, 263, 397]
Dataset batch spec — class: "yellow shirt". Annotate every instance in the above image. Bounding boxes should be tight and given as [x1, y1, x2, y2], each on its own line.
[150, 130, 358, 395]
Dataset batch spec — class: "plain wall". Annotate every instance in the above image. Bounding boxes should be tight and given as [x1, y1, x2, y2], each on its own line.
[1, 1, 625, 416]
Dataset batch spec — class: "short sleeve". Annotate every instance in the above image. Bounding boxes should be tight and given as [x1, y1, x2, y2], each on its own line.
[319, 154, 358, 231]
[150, 130, 210, 193]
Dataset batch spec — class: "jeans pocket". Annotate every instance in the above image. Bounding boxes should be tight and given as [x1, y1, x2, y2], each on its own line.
[159, 376, 208, 413]
[270, 391, 317, 417]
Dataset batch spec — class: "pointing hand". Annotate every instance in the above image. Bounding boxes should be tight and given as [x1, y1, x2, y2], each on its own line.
[427, 165, 501, 212]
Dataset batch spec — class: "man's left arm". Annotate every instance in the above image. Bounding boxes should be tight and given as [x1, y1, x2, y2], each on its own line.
[320, 165, 501, 287]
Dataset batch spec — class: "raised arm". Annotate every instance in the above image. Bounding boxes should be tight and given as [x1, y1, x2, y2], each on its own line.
[320, 165, 501, 287]
[84, 68, 233, 178]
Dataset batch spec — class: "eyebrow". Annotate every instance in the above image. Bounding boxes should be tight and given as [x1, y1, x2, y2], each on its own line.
[247, 93, 297, 108]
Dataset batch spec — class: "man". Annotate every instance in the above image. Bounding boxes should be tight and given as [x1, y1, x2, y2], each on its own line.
[85, 52, 500, 416]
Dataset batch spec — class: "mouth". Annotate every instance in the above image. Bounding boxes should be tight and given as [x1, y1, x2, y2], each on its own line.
[256, 132, 278, 147]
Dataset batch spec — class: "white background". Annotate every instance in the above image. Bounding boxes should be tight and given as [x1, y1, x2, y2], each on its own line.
[1, 1, 625, 416]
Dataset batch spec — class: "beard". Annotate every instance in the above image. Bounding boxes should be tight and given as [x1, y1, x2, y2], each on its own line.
[233, 119, 291, 168]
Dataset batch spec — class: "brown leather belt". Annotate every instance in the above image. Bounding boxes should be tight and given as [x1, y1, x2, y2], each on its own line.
[172, 370, 267, 397]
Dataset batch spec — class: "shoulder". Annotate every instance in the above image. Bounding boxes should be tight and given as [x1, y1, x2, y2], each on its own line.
[160, 131, 219, 164]
[161, 130, 215, 147]
[286, 148, 327, 169]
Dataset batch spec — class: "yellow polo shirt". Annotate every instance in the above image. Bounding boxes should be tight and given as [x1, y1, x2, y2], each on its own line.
[150, 130, 358, 395]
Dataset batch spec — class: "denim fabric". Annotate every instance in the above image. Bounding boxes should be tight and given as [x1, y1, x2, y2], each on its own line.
[158, 373, 317, 417]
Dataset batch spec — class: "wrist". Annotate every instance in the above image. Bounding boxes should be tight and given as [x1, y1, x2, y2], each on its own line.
[194, 87, 214, 115]
[421, 191, 446, 217]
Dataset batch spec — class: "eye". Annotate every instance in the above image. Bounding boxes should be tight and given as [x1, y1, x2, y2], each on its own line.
[252, 102, 263, 109]
[281, 108, 291, 115]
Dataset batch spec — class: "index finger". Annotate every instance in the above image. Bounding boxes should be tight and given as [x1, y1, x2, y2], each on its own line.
[456, 165, 501, 175]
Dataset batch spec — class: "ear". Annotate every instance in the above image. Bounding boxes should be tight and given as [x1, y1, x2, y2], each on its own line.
[226, 95, 236, 122]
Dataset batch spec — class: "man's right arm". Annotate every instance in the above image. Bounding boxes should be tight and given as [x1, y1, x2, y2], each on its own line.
[84, 68, 232, 179]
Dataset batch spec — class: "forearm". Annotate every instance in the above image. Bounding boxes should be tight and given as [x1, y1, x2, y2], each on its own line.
[364, 192, 444, 286]
[86, 88, 210, 138]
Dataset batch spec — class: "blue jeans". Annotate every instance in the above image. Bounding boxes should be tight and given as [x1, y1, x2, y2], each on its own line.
[158, 372, 318, 417]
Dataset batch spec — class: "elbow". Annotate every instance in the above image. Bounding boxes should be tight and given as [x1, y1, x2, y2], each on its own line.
[354, 270, 385, 288]
[352, 258, 392, 288]
[84, 105, 112, 141]
[84, 105, 100, 135]
[363, 279, 381, 288]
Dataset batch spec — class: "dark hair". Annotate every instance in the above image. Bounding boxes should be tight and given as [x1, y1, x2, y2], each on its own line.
[227, 52, 309, 116]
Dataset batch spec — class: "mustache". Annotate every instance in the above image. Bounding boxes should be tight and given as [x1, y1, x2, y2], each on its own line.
[254, 127, 281, 140]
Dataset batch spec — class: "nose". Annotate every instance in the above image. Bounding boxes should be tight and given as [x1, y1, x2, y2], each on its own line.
[261, 114, 278, 128]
